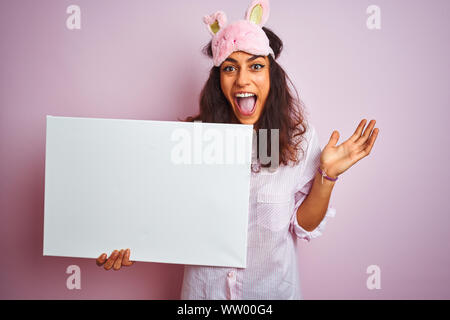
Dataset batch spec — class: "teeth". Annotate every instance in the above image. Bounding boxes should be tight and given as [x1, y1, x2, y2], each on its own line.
[235, 93, 255, 98]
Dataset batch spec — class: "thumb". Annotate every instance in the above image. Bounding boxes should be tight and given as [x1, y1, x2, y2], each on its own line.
[327, 130, 339, 147]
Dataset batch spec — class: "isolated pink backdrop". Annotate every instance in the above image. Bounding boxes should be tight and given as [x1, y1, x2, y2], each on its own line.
[1, 0, 449, 299]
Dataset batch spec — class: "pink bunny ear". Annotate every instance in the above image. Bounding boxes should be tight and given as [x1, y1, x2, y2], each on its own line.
[245, 0, 270, 26]
[203, 11, 227, 36]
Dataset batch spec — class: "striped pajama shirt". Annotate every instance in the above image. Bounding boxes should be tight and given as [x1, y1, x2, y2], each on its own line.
[180, 123, 336, 299]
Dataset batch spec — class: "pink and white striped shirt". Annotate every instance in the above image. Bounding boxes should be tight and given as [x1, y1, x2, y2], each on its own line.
[180, 123, 336, 299]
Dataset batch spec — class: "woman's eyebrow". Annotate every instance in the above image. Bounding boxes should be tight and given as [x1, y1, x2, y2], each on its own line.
[224, 55, 265, 63]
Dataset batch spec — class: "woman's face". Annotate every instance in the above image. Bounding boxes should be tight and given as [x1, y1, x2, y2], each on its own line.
[220, 51, 270, 125]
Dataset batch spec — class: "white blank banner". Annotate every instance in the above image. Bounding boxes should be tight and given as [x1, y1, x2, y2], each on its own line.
[43, 116, 253, 268]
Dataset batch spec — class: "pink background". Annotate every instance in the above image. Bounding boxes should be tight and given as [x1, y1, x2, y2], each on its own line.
[1, 0, 449, 299]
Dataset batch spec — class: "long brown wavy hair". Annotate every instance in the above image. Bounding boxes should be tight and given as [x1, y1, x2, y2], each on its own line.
[182, 27, 308, 167]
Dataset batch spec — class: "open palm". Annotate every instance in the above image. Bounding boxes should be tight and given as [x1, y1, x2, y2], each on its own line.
[320, 119, 379, 178]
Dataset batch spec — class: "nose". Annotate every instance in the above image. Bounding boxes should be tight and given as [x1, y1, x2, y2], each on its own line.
[236, 69, 251, 87]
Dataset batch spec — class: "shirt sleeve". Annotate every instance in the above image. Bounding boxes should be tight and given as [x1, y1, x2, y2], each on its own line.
[289, 124, 337, 242]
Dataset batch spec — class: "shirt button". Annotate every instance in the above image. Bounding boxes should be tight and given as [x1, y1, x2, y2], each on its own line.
[228, 271, 234, 278]
[251, 163, 261, 173]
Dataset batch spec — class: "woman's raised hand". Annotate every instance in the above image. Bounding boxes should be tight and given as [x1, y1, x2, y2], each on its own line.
[320, 119, 379, 178]
[96, 249, 135, 270]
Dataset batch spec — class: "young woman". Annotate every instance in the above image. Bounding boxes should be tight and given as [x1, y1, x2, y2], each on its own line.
[96, 0, 379, 299]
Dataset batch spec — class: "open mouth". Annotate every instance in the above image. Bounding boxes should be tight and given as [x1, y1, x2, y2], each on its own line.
[234, 95, 257, 116]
